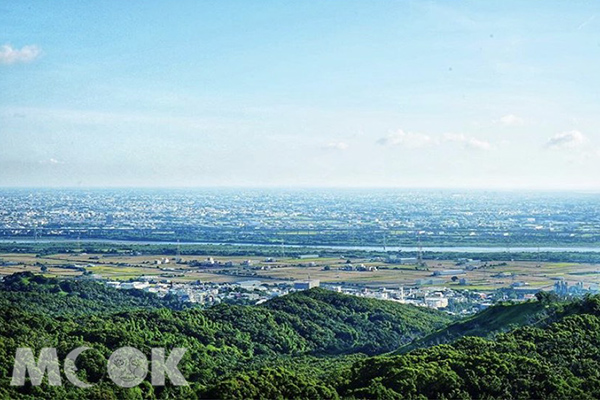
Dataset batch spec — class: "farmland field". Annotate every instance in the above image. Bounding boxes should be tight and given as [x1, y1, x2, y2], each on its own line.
[2, 251, 599, 292]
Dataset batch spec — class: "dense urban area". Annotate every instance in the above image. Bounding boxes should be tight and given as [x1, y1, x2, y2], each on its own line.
[1, 188, 600, 246]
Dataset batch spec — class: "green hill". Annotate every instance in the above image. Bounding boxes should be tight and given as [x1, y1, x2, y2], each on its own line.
[204, 295, 600, 399]
[0, 273, 452, 399]
[258, 288, 454, 355]
[11, 271, 600, 399]
[0, 272, 187, 315]
[336, 295, 600, 399]
[398, 296, 572, 353]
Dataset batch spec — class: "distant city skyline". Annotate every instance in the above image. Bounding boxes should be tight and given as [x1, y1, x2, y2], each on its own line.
[1, 1, 600, 189]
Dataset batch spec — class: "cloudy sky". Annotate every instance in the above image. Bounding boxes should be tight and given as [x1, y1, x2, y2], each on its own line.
[1, 1, 599, 189]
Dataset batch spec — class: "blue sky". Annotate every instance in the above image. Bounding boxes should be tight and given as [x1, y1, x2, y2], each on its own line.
[1, 1, 599, 189]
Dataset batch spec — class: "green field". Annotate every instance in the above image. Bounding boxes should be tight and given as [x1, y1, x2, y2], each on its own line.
[2, 251, 600, 292]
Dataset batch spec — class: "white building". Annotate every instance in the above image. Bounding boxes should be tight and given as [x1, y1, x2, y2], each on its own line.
[294, 280, 320, 290]
[424, 292, 449, 309]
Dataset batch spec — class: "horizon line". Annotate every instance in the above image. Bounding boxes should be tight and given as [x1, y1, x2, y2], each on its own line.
[0, 185, 599, 193]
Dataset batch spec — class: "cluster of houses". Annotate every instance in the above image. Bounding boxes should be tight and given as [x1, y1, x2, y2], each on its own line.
[326, 285, 483, 313]
[99, 274, 493, 314]
[105, 278, 278, 306]
[339, 264, 378, 272]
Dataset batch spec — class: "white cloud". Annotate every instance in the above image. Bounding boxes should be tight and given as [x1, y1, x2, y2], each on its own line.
[443, 133, 492, 150]
[377, 130, 492, 151]
[377, 130, 436, 148]
[546, 130, 587, 149]
[498, 114, 524, 126]
[322, 142, 349, 151]
[39, 158, 65, 165]
[0, 44, 41, 65]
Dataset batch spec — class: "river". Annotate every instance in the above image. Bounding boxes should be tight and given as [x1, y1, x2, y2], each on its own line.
[0, 238, 599, 253]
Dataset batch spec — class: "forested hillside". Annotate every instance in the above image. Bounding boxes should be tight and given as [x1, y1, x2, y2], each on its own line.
[0, 272, 188, 315]
[0, 272, 451, 399]
[398, 293, 574, 353]
[195, 295, 600, 399]
[337, 295, 600, 399]
[5, 272, 600, 399]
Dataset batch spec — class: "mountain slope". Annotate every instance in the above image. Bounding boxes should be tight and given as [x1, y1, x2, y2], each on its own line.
[208, 295, 600, 399]
[336, 295, 600, 399]
[0, 273, 453, 399]
[0, 272, 187, 315]
[261, 288, 454, 355]
[397, 298, 571, 353]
